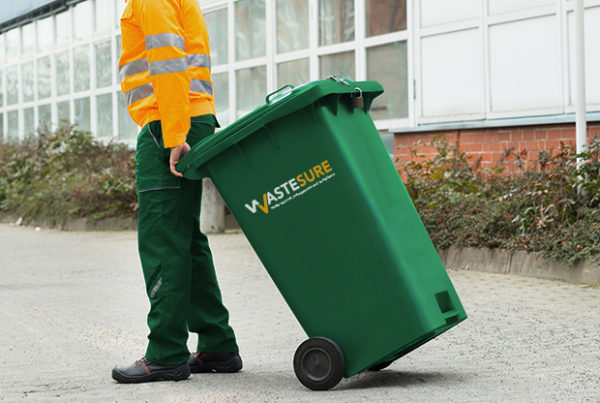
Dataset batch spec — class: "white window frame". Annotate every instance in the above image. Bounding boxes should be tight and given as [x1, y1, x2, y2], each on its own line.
[0, 0, 136, 143]
[203, 0, 412, 131]
[412, 0, 600, 127]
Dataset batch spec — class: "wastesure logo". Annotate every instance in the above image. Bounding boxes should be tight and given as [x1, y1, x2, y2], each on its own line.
[244, 160, 336, 215]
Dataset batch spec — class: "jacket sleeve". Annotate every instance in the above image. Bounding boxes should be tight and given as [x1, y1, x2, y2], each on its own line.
[136, 0, 190, 148]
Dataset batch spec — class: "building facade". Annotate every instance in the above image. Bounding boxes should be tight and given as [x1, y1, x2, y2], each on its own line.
[0, 0, 599, 168]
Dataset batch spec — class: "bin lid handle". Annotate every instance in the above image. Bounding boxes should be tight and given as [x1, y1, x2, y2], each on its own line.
[265, 84, 295, 104]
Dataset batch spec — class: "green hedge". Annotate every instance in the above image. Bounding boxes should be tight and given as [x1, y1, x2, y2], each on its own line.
[0, 124, 137, 226]
[2, 124, 599, 265]
[401, 135, 600, 265]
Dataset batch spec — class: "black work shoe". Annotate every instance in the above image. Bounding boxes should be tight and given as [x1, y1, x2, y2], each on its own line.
[112, 357, 190, 383]
[188, 352, 243, 373]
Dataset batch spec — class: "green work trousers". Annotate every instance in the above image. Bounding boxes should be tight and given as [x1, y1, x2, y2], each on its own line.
[136, 115, 238, 365]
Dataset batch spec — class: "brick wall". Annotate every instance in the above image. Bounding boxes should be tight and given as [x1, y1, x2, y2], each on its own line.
[394, 122, 600, 173]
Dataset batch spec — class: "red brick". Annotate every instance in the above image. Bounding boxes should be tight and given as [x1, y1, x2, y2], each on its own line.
[534, 129, 548, 140]
[522, 130, 536, 141]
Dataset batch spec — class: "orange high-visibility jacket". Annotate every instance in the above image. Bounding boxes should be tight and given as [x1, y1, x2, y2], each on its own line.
[119, 0, 215, 148]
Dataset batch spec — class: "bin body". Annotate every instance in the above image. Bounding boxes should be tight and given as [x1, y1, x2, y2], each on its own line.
[179, 79, 467, 377]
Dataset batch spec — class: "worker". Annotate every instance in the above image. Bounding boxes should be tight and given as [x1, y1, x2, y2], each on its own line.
[112, 0, 242, 383]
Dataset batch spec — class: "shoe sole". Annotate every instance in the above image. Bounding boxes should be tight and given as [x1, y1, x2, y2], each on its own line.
[112, 364, 190, 384]
[190, 355, 243, 374]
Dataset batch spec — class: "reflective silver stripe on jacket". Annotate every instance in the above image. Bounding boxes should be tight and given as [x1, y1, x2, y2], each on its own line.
[119, 58, 148, 82]
[187, 53, 211, 69]
[190, 79, 213, 95]
[124, 83, 154, 105]
[149, 57, 188, 76]
[145, 33, 185, 51]
[120, 54, 211, 81]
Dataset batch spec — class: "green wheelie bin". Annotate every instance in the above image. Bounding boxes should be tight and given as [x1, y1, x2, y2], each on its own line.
[177, 77, 467, 390]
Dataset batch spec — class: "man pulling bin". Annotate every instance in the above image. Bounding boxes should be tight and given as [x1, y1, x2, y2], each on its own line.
[112, 0, 241, 383]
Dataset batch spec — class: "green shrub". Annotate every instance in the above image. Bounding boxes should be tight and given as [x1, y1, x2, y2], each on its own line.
[401, 135, 600, 264]
[0, 123, 137, 226]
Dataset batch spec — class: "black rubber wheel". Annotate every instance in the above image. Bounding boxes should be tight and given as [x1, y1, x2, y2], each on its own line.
[368, 360, 394, 371]
[293, 337, 345, 391]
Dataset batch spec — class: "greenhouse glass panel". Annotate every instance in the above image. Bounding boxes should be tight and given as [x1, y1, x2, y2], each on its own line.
[276, 0, 309, 53]
[319, 0, 354, 46]
[95, 40, 112, 88]
[96, 94, 113, 137]
[235, 0, 266, 61]
[236, 66, 266, 117]
[74, 45, 91, 92]
[56, 52, 70, 96]
[319, 51, 355, 79]
[74, 97, 91, 131]
[37, 56, 52, 100]
[367, 41, 408, 119]
[204, 9, 228, 65]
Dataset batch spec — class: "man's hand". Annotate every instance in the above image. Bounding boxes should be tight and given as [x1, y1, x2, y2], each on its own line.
[169, 142, 191, 177]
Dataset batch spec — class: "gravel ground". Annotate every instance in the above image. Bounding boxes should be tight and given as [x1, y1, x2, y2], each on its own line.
[0, 223, 599, 402]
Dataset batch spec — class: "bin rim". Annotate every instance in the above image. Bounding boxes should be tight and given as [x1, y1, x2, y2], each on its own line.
[177, 78, 383, 177]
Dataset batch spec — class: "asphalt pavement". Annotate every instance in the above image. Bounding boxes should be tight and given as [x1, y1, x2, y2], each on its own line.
[0, 224, 599, 402]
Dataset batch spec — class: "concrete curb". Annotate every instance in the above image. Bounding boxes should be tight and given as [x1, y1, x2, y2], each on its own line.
[0, 214, 137, 231]
[438, 246, 600, 284]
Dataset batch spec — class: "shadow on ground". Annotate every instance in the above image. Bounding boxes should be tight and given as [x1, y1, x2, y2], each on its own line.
[338, 369, 468, 390]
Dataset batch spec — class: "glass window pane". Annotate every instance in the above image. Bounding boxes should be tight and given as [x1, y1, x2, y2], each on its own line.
[7, 110, 18, 141]
[37, 16, 54, 50]
[22, 23, 35, 55]
[212, 72, 230, 126]
[118, 92, 138, 139]
[96, 0, 115, 32]
[56, 52, 70, 96]
[319, 51, 355, 79]
[74, 45, 90, 92]
[205, 9, 228, 66]
[73, 1, 93, 41]
[366, 0, 407, 37]
[24, 108, 35, 137]
[367, 41, 408, 119]
[6, 67, 19, 105]
[38, 104, 51, 131]
[74, 97, 91, 131]
[6, 28, 20, 62]
[56, 11, 70, 44]
[57, 100, 70, 123]
[236, 66, 266, 117]
[97, 94, 113, 137]
[22, 63, 34, 103]
[0, 34, 4, 65]
[277, 58, 309, 87]
[319, 0, 354, 46]
[276, 0, 309, 53]
[116, 35, 122, 83]
[37, 56, 52, 100]
[235, 0, 266, 61]
[95, 40, 112, 88]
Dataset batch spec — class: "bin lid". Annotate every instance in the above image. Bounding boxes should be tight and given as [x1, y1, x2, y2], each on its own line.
[178, 77, 383, 176]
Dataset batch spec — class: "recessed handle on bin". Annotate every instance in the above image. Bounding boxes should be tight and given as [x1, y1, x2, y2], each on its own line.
[265, 84, 294, 104]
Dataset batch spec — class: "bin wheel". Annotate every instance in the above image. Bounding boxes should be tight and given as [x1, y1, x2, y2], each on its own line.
[293, 337, 345, 391]
[368, 360, 394, 371]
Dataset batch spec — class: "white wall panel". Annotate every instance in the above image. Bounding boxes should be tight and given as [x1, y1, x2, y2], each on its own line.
[489, 16, 561, 112]
[568, 7, 600, 105]
[488, 0, 554, 16]
[421, 29, 484, 117]
[420, 0, 480, 28]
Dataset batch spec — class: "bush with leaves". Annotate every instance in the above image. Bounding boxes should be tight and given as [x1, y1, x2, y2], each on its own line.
[0, 123, 137, 226]
[401, 135, 600, 264]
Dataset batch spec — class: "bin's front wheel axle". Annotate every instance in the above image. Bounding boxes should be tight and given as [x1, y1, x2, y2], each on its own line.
[293, 337, 345, 391]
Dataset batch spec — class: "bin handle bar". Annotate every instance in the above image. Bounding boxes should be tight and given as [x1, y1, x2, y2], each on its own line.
[265, 84, 294, 104]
